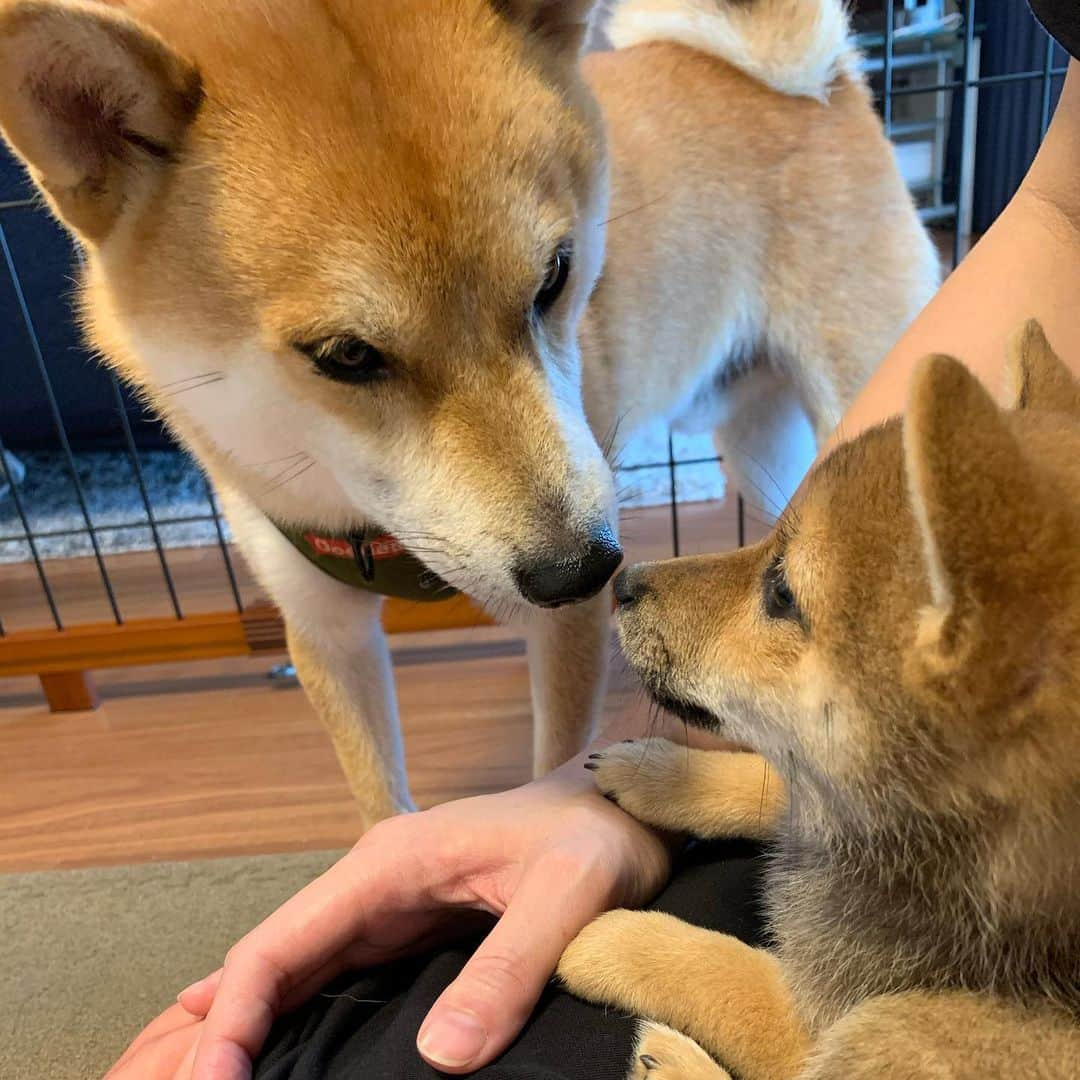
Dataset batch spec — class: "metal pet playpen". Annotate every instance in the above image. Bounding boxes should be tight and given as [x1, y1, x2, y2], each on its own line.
[0, 0, 1069, 711]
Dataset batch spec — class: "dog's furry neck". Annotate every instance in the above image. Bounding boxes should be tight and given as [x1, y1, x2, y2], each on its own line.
[769, 771, 1080, 1033]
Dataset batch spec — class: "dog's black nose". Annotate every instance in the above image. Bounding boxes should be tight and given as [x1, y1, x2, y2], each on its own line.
[514, 523, 623, 608]
[613, 567, 649, 607]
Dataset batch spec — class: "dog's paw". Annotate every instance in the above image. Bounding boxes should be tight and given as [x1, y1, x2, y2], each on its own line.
[584, 739, 688, 826]
[629, 1023, 733, 1080]
[558, 908, 694, 1007]
[558, 908, 646, 1001]
[558, 909, 702, 1010]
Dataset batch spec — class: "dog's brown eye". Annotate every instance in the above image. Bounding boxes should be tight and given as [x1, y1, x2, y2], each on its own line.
[304, 338, 392, 386]
[764, 558, 801, 623]
[534, 242, 573, 316]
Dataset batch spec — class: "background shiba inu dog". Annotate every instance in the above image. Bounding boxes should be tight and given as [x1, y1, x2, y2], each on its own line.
[0, 0, 937, 828]
[558, 321, 1080, 1079]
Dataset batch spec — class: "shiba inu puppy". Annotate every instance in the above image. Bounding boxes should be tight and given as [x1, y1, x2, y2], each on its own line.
[0, 0, 936, 827]
[558, 321, 1080, 1079]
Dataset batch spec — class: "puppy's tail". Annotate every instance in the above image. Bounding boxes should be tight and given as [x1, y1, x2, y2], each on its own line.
[606, 0, 859, 101]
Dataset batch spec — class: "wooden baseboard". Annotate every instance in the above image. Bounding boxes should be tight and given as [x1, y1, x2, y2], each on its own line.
[0, 596, 494, 682]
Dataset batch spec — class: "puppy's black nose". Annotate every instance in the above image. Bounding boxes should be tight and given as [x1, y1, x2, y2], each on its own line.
[514, 523, 623, 608]
[613, 567, 649, 607]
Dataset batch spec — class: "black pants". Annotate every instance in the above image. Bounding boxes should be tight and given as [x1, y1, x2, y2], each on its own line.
[254, 840, 767, 1079]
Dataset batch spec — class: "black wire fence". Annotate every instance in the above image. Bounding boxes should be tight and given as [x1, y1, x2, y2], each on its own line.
[0, 0, 1068, 639]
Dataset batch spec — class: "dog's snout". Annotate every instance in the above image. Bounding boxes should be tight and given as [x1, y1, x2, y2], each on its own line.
[514, 523, 623, 608]
[613, 566, 651, 608]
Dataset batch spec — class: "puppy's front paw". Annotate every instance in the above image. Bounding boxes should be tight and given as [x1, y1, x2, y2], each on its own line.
[557, 908, 651, 1002]
[558, 909, 704, 1011]
[584, 738, 688, 827]
[630, 1023, 733, 1080]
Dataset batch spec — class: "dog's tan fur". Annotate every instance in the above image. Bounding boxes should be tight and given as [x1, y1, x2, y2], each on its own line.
[558, 321, 1080, 1078]
[0, 0, 936, 827]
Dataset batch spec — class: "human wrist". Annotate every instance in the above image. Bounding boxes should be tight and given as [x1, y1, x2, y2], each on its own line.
[534, 742, 688, 860]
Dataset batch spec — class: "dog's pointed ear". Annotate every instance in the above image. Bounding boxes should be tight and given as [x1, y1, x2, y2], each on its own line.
[1005, 319, 1080, 419]
[0, 0, 202, 244]
[904, 354, 1066, 698]
[494, 0, 600, 59]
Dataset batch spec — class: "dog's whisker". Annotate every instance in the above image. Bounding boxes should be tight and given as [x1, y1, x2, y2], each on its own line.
[261, 454, 314, 491]
[246, 450, 310, 470]
[163, 374, 227, 397]
[737, 448, 790, 513]
[759, 761, 772, 833]
[727, 448, 787, 517]
[601, 409, 631, 462]
[785, 749, 798, 835]
[159, 370, 224, 389]
[262, 458, 317, 496]
[735, 477, 783, 520]
[602, 192, 669, 227]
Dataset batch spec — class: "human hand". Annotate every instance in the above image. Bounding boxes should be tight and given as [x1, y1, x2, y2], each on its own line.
[171, 764, 672, 1078]
[104, 1003, 204, 1079]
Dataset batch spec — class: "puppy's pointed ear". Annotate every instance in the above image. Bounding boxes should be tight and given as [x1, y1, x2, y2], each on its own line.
[903, 354, 1066, 700]
[0, 0, 202, 244]
[1005, 319, 1080, 419]
[494, 0, 600, 58]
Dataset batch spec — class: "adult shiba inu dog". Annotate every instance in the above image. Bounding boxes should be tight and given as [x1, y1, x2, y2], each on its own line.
[0, 0, 937, 828]
[558, 321, 1080, 1079]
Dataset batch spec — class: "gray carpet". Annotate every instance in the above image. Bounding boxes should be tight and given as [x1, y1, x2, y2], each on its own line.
[0, 449, 229, 564]
[0, 850, 343, 1080]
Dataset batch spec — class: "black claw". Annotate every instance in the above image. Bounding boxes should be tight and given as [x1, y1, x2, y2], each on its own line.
[622, 739, 636, 745]
[640, 1055, 660, 1071]
[587, 753, 603, 760]
[583, 762, 599, 771]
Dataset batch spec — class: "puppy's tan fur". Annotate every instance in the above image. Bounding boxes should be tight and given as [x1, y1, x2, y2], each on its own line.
[559, 321, 1080, 1079]
[0, 0, 936, 826]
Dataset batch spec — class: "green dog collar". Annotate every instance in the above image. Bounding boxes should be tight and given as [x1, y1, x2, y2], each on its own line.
[272, 519, 459, 603]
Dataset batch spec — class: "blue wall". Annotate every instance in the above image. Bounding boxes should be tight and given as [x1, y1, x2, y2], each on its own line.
[0, 144, 163, 451]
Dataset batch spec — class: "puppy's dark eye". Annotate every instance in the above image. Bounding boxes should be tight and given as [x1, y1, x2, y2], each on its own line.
[534, 242, 573, 316]
[764, 558, 802, 623]
[305, 338, 392, 386]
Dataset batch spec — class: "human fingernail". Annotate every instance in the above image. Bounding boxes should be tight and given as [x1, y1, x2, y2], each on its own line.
[418, 1010, 487, 1068]
[178, 974, 211, 1002]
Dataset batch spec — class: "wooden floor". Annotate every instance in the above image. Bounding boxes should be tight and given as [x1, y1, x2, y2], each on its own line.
[1, 497, 769, 873]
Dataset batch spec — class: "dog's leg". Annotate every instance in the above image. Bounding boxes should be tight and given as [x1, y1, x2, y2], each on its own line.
[217, 488, 413, 829]
[586, 739, 784, 840]
[559, 910, 810, 1080]
[803, 991, 1080, 1080]
[286, 611, 414, 827]
[711, 365, 820, 522]
[629, 1023, 733, 1080]
[526, 591, 611, 775]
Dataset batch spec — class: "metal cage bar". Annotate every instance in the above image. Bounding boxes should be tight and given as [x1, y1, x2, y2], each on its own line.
[0, 2, 1069, 668]
[1040, 33, 1058, 139]
[0, 513, 226, 545]
[0, 221, 122, 624]
[109, 374, 185, 620]
[0, 433, 63, 631]
[889, 64, 1068, 98]
[882, 0, 895, 136]
[666, 433, 681, 559]
[204, 480, 245, 613]
[953, 0, 978, 271]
